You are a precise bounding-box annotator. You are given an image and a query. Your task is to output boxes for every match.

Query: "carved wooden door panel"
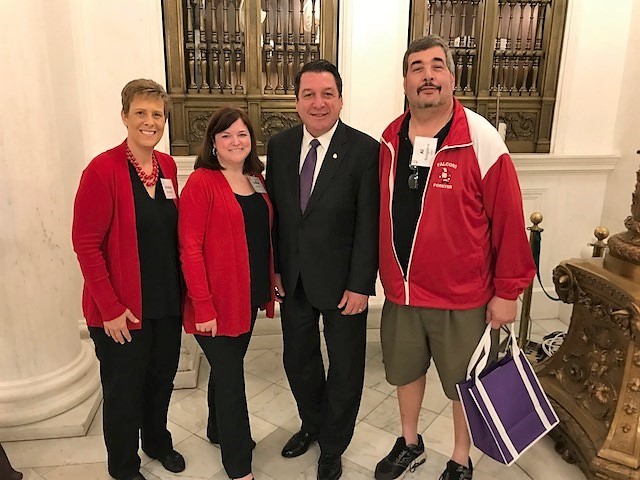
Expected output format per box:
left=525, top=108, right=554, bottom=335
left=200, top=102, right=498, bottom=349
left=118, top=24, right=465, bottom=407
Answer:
left=410, top=0, right=567, bottom=153
left=164, top=0, right=338, bottom=155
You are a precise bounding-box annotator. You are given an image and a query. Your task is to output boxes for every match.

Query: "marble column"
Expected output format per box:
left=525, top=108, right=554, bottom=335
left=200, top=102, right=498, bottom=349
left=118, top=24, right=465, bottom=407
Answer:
left=0, top=0, right=101, bottom=441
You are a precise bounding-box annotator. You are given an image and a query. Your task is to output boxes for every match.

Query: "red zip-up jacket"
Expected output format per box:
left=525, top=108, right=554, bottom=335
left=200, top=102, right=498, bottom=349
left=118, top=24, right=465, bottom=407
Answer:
left=72, top=140, right=179, bottom=329
left=178, top=168, right=275, bottom=337
left=379, top=99, right=535, bottom=309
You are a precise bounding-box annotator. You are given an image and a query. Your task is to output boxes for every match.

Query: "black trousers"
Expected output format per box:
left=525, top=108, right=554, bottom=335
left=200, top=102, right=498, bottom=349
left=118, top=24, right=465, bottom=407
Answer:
left=195, top=308, right=257, bottom=478
left=281, top=279, right=367, bottom=455
left=89, top=316, right=182, bottom=480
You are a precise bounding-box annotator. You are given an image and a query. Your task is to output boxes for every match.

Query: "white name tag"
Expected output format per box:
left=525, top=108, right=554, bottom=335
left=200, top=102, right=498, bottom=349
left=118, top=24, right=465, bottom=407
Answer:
left=249, top=176, right=266, bottom=193
left=411, top=136, right=438, bottom=168
left=160, top=178, right=177, bottom=199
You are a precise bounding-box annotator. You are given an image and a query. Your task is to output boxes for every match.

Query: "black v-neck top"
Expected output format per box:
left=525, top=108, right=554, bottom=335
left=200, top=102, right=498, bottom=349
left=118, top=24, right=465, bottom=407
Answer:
left=235, top=192, right=271, bottom=307
left=128, top=162, right=182, bottom=319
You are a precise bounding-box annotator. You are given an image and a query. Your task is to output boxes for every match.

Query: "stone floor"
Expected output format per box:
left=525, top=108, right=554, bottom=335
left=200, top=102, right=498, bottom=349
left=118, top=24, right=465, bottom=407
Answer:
left=4, top=318, right=586, bottom=480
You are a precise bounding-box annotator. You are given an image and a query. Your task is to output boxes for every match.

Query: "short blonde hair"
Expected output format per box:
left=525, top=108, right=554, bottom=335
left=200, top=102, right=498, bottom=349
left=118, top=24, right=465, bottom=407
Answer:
left=121, top=79, right=171, bottom=116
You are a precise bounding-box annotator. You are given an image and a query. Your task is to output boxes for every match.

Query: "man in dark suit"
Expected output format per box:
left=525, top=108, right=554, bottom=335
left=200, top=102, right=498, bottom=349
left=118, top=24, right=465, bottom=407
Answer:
left=266, top=59, right=379, bottom=480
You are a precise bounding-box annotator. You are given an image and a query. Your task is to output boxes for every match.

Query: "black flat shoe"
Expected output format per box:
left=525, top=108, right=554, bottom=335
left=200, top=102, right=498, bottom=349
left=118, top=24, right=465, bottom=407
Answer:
left=318, top=453, right=342, bottom=480
left=281, top=430, right=318, bottom=458
left=151, top=450, right=185, bottom=473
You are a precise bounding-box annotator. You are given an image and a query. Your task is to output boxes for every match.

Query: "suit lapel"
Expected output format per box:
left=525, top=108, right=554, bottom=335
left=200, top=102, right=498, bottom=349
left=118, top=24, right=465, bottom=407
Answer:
left=303, top=120, right=348, bottom=216
left=285, top=126, right=304, bottom=215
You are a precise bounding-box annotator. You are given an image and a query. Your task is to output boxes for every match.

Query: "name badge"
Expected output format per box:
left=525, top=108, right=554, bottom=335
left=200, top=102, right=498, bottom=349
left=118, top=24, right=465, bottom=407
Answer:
left=160, top=178, right=177, bottom=199
left=411, top=136, right=438, bottom=168
left=249, top=176, right=266, bottom=194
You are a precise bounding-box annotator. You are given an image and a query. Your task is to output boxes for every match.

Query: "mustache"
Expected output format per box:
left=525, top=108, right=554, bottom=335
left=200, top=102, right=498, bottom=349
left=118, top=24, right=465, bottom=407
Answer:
left=417, top=82, right=441, bottom=93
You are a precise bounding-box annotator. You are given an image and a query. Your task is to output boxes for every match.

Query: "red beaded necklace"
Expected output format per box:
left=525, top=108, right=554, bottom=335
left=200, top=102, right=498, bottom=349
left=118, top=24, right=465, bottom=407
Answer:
left=126, top=145, right=159, bottom=187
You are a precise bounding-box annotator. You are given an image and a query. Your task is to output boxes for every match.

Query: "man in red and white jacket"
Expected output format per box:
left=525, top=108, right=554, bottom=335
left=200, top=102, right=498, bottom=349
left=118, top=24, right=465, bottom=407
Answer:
left=374, top=35, right=536, bottom=480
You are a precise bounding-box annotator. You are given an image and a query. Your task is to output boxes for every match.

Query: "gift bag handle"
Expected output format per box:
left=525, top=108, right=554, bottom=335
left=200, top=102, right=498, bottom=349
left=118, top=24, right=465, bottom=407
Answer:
left=466, top=325, right=521, bottom=381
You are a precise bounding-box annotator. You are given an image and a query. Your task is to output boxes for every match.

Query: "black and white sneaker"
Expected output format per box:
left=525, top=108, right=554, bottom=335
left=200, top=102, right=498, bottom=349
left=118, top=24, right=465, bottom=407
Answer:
left=439, top=458, right=473, bottom=480
left=374, top=434, right=426, bottom=480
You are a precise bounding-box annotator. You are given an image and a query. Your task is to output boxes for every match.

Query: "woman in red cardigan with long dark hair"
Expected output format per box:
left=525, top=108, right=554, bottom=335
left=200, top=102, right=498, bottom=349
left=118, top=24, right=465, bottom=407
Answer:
left=179, top=107, right=275, bottom=480
left=72, top=79, right=185, bottom=480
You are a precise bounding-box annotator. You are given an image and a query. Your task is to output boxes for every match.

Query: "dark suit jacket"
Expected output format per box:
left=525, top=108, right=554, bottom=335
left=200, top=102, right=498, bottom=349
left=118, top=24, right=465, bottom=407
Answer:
left=266, top=120, right=380, bottom=310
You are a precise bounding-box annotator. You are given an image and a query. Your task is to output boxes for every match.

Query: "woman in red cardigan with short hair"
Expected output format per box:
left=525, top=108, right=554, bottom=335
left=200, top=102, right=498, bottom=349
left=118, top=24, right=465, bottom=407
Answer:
left=72, top=79, right=185, bottom=480
left=178, top=107, right=275, bottom=480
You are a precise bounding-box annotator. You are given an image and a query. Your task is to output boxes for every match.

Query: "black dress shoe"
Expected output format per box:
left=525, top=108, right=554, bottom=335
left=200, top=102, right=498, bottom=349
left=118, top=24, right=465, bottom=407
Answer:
left=281, top=430, right=318, bottom=458
left=152, top=450, right=185, bottom=473
left=318, top=453, right=342, bottom=480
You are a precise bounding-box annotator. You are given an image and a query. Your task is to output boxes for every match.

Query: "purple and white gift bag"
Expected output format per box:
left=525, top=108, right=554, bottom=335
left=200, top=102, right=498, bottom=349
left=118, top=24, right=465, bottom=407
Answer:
left=457, top=325, right=559, bottom=465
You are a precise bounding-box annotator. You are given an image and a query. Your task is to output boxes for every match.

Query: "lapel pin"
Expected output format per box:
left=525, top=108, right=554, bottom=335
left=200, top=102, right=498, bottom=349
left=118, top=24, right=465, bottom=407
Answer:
left=332, top=153, right=338, bottom=159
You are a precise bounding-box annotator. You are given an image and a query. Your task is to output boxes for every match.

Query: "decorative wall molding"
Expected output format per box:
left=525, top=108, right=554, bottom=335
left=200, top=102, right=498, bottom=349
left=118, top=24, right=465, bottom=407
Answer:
left=251, top=302, right=384, bottom=338
left=513, top=154, right=619, bottom=173
left=488, top=112, right=538, bottom=141
left=176, top=154, right=621, bottom=177
left=175, top=335, right=202, bottom=389
left=521, top=187, right=548, bottom=216
left=260, top=112, right=300, bottom=145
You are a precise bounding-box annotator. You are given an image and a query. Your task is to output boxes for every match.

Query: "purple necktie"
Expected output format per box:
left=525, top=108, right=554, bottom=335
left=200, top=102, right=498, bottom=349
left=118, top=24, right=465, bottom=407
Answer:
left=300, top=139, right=320, bottom=212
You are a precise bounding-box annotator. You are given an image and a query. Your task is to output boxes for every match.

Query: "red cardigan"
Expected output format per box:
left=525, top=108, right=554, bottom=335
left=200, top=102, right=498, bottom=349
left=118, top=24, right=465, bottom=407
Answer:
left=72, top=140, right=179, bottom=329
left=178, top=168, right=275, bottom=337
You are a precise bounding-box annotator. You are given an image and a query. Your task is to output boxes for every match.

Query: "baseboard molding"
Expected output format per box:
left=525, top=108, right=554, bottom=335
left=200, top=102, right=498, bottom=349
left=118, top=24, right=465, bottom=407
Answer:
left=251, top=300, right=383, bottom=338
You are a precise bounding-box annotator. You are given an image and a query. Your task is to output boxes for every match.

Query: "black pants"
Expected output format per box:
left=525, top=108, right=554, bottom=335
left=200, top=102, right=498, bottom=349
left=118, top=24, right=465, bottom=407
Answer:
left=89, top=316, right=182, bottom=480
left=281, top=279, right=367, bottom=455
left=195, top=308, right=257, bottom=478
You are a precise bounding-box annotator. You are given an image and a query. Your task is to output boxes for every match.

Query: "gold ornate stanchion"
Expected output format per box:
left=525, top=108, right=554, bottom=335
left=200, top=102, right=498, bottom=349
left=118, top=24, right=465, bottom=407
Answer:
left=537, top=161, right=640, bottom=480
left=518, top=212, right=543, bottom=349
left=589, top=227, right=610, bottom=258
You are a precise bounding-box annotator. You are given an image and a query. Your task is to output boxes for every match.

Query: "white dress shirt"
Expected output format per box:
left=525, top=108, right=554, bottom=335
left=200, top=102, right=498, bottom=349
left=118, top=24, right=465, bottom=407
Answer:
left=299, top=120, right=339, bottom=192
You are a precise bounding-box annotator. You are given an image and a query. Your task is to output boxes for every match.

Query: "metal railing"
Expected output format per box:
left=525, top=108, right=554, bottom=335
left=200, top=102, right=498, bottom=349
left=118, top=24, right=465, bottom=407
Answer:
left=517, top=213, right=610, bottom=354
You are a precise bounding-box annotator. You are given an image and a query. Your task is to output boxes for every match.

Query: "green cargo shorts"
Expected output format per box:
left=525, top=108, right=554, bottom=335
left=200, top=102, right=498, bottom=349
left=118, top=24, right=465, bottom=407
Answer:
left=380, top=300, right=499, bottom=400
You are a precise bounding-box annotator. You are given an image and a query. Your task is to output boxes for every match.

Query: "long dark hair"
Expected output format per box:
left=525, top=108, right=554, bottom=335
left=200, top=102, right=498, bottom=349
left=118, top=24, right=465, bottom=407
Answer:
left=194, top=107, right=263, bottom=174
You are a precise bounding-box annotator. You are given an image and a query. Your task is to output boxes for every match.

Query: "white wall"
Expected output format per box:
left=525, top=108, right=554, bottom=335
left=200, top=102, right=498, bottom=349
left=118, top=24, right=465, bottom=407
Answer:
left=601, top=0, right=640, bottom=233
left=339, top=0, right=410, bottom=140
left=70, top=0, right=170, bottom=159
left=0, top=0, right=84, bottom=380
left=552, top=0, right=633, bottom=156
